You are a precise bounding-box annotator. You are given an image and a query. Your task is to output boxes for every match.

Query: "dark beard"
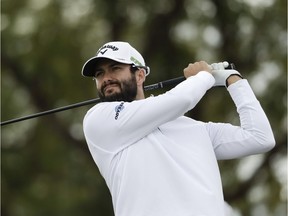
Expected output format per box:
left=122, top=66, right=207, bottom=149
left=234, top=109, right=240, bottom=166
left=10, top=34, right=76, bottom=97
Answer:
left=98, top=75, right=137, bottom=102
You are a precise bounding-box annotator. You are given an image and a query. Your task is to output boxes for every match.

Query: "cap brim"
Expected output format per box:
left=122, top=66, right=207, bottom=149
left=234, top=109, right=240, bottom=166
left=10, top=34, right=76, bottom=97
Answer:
left=81, top=56, right=133, bottom=77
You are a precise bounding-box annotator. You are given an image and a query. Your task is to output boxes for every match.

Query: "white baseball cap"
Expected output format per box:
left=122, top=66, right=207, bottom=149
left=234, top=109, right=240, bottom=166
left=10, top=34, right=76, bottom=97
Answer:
left=81, top=41, right=150, bottom=77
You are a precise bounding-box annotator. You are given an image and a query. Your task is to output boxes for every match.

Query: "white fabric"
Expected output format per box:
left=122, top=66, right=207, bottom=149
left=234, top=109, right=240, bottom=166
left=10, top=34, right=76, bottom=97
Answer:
left=212, top=69, right=242, bottom=87
left=211, top=61, right=241, bottom=86
left=82, top=41, right=150, bottom=77
left=83, top=71, right=275, bottom=216
left=210, top=61, right=229, bottom=70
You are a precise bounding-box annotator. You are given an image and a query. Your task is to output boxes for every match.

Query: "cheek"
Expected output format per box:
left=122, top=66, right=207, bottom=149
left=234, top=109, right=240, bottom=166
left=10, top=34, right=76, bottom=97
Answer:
left=95, top=80, right=102, bottom=92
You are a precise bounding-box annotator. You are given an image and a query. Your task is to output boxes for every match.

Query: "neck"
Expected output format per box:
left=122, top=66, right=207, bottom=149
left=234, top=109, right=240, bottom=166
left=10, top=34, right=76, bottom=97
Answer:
left=135, top=88, right=145, bottom=100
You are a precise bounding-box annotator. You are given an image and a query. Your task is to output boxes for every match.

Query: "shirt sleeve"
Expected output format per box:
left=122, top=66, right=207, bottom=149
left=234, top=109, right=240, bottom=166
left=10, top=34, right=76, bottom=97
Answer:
left=206, top=79, right=275, bottom=160
left=83, top=71, right=215, bottom=153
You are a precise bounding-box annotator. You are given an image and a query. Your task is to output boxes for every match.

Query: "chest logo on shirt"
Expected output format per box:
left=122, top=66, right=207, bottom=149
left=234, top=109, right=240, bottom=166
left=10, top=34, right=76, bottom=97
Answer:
left=115, top=102, right=125, bottom=120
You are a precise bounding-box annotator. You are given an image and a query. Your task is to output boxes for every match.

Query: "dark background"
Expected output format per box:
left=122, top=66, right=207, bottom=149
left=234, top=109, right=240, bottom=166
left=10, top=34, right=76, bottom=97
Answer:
left=1, top=0, right=287, bottom=215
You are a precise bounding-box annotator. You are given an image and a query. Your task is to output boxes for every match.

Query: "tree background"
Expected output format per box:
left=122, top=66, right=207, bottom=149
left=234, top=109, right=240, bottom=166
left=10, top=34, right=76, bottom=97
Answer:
left=1, top=0, right=287, bottom=215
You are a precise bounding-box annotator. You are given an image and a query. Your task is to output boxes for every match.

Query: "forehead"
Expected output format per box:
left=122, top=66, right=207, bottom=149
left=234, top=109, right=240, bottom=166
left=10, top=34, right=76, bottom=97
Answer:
left=95, top=58, right=126, bottom=69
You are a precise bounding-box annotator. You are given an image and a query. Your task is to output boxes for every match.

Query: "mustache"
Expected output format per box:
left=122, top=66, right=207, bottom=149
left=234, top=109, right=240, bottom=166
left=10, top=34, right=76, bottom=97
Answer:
left=101, top=80, right=121, bottom=93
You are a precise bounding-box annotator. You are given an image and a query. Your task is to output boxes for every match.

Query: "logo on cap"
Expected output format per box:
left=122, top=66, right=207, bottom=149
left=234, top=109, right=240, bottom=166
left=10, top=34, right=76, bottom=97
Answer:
left=100, top=49, right=108, bottom=55
left=130, top=56, right=143, bottom=66
left=97, top=44, right=119, bottom=55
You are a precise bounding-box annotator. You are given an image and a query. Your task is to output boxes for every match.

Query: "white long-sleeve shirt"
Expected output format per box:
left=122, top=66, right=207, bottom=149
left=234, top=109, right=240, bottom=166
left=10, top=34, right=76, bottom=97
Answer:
left=83, top=71, right=275, bottom=216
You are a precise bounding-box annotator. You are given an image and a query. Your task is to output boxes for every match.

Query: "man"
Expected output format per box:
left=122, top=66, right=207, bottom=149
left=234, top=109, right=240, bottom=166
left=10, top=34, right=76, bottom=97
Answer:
left=81, top=41, right=275, bottom=216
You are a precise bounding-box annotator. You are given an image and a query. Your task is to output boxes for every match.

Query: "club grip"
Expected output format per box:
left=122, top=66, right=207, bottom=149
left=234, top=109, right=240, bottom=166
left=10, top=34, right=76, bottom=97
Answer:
left=227, top=63, right=236, bottom=69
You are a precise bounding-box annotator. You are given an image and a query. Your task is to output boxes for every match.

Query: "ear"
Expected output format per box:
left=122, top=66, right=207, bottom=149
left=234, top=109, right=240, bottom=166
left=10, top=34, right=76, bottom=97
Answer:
left=135, top=68, right=146, bottom=86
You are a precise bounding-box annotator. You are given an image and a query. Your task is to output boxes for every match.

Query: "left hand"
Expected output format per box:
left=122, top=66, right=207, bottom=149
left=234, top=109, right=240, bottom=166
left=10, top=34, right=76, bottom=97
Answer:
left=211, top=62, right=242, bottom=87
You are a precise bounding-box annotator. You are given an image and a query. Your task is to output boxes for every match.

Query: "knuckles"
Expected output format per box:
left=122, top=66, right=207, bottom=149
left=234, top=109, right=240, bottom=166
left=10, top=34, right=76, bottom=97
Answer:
left=183, top=61, right=211, bottom=78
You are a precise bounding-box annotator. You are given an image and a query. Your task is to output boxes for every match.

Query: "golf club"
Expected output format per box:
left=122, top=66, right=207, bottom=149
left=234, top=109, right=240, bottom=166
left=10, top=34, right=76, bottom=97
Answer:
left=1, top=76, right=185, bottom=126
left=1, top=63, right=235, bottom=126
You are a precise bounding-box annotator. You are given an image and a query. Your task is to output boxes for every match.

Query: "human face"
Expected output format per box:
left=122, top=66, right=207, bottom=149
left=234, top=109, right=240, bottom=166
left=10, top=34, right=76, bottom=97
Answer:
left=93, top=59, right=138, bottom=102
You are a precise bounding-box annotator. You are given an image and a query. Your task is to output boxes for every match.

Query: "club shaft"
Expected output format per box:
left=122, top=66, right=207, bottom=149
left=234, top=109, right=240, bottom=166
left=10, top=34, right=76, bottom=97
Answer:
left=2, top=62, right=236, bottom=126
left=1, top=76, right=185, bottom=126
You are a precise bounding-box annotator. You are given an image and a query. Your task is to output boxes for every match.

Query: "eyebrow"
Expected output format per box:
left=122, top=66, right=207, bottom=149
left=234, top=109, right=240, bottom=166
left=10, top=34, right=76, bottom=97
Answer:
left=109, top=62, right=123, bottom=67
left=95, top=62, right=125, bottom=71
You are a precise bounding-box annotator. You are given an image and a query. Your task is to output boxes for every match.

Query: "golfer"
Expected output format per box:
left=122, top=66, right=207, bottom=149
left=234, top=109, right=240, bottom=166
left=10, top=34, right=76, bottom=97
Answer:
left=81, top=41, right=275, bottom=216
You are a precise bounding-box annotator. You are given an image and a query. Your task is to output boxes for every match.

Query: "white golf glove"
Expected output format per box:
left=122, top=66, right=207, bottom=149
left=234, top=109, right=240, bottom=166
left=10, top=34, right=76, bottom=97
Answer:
left=211, top=61, right=242, bottom=87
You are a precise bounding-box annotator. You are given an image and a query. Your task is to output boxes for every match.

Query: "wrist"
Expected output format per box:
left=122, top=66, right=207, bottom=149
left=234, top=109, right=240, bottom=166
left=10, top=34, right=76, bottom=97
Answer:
left=226, top=75, right=243, bottom=87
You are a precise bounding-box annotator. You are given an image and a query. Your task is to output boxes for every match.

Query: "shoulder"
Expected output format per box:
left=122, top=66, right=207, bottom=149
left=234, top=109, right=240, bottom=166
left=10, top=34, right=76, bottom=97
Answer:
left=83, top=102, right=124, bottom=124
left=163, top=116, right=205, bottom=128
left=179, top=116, right=204, bottom=124
left=85, top=101, right=122, bottom=116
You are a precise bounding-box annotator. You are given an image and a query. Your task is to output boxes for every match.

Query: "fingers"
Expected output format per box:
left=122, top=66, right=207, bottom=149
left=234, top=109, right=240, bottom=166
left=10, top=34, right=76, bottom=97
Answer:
left=210, top=61, right=229, bottom=70
left=183, top=61, right=212, bottom=78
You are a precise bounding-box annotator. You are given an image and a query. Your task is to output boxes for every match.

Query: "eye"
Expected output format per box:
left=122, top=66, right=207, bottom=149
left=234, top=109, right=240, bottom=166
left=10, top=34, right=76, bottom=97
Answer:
left=112, top=66, right=121, bottom=71
left=94, top=71, right=104, bottom=78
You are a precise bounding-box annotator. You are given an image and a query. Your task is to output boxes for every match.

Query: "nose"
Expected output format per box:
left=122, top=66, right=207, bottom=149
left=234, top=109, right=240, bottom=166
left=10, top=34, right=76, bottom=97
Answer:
left=101, top=71, right=113, bottom=84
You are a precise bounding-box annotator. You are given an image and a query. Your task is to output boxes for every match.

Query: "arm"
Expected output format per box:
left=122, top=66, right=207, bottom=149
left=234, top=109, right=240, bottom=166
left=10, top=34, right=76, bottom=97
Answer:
left=83, top=62, right=215, bottom=153
left=207, top=78, right=275, bottom=160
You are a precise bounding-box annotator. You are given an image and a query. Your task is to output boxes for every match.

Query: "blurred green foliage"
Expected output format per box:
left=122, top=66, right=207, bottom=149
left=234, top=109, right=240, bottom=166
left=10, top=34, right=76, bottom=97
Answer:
left=1, top=0, right=287, bottom=215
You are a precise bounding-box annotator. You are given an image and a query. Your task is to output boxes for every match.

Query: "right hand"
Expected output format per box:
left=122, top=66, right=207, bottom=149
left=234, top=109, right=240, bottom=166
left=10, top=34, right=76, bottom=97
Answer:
left=183, top=61, right=212, bottom=79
